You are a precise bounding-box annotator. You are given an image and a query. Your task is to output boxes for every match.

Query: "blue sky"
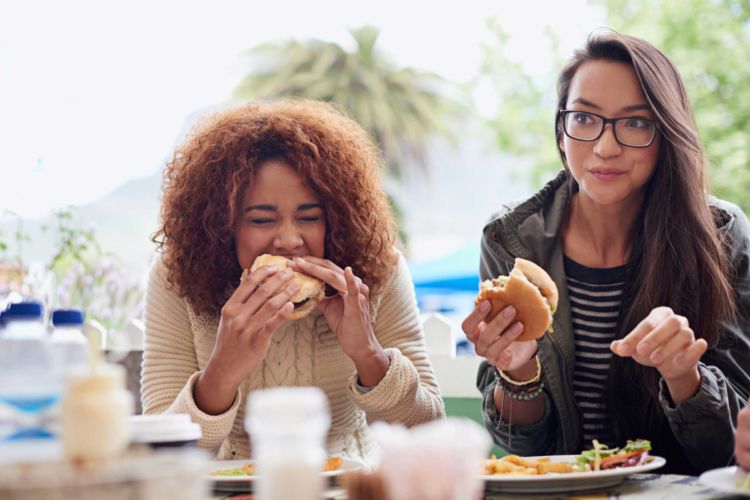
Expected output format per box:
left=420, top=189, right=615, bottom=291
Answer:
left=0, top=0, right=603, bottom=218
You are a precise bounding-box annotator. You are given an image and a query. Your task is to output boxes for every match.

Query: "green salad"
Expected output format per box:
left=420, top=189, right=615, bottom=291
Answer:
left=575, top=439, right=652, bottom=472
left=740, top=470, right=750, bottom=490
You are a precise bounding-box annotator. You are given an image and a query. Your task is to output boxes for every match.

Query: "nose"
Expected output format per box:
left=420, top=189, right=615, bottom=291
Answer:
left=273, top=219, right=303, bottom=253
left=593, top=123, right=622, bottom=158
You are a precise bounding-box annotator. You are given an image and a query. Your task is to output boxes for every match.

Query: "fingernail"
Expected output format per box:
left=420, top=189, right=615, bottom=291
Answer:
left=479, top=301, right=490, bottom=312
left=511, top=322, right=524, bottom=335
left=619, top=342, right=632, bottom=356
left=650, top=350, right=663, bottom=364
left=637, top=341, right=650, bottom=356
left=503, top=306, right=516, bottom=318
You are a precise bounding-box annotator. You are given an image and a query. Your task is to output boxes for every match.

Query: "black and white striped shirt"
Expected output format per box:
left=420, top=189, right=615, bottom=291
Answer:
left=564, top=256, right=626, bottom=447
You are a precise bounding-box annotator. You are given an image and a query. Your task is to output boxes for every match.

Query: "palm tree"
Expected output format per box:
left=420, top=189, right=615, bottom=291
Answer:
left=233, top=26, right=459, bottom=180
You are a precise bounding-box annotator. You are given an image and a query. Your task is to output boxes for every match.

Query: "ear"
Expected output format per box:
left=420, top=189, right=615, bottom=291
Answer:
left=557, top=132, right=566, bottom=165
left=555, top=115, right=566, bottom=155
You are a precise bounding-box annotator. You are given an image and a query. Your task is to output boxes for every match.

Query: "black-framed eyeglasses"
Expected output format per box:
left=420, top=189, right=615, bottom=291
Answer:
left=558, top=109, right=660, bottom=148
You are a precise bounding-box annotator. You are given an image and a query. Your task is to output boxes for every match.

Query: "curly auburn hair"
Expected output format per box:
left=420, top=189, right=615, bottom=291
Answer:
left=152, top=99, right=398, bottom=316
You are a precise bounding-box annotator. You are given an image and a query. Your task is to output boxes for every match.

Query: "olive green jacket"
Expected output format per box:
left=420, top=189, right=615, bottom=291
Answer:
left=476, top=171, right=750, bottom=474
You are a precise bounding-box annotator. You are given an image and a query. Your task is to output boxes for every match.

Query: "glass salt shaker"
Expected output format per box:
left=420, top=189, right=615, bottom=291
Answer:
left=245, top=387, right=331, bottom=500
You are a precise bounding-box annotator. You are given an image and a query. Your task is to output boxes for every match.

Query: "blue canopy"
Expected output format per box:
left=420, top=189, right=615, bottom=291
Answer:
left=408, top=244, right=481, bottom=294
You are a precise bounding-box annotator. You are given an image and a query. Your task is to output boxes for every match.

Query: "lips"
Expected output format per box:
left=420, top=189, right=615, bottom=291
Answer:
left=589, top=168, right=625, bottom=180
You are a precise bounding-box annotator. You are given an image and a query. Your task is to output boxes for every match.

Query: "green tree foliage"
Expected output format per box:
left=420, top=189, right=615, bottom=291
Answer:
left=481, top=2, right=750, bottom=209
left=234, top=26, right=460, bottom=180
left=601, top=0, right=750, bottom=209
left=478, top=21, right=565, bottom=186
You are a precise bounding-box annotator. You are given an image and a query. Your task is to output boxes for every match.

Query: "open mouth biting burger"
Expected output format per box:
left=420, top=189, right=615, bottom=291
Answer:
left=243, top=254, right=325, bottom=320
left=474, top=258, right=559, bottom=341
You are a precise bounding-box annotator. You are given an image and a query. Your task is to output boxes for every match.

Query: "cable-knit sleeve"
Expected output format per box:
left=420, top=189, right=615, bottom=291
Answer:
left=141, top=258, right=241, bottom=452
left=348, top=254, right=445, bottom=425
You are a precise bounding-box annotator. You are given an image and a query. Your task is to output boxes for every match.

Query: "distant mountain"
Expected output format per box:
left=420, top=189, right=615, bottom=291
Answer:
left=2, top=171, right=162, bottom=271
left=80, top=171, right=163, bottom=266
left=4, top=122, right=538, bottom=274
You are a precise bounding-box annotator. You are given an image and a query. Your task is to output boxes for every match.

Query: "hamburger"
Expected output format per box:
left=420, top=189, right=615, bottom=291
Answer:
left=474, top=258, right=558, bottom=341
left=243, top=254, right=325, bottom=320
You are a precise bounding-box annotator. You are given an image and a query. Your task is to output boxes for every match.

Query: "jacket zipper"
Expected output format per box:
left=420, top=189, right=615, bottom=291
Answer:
left=548, top=331, right=584, bottom=452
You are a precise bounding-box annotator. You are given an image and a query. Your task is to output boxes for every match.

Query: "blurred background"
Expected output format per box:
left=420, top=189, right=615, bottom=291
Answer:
left=1, top=0, right=748, bottom=346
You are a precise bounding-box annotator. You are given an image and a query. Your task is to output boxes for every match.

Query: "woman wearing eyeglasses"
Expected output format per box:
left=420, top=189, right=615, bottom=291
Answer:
left=464, top=30, right=750, bottom=474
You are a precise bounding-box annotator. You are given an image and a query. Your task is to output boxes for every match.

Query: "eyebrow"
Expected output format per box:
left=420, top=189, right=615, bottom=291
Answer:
left=570, top=98, right=652, bottom=113
left=243, top=203, right=322, bottom=213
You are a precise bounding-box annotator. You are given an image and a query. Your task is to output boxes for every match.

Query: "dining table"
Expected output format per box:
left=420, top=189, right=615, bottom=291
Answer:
left=210, top=472, right=745, bottom=499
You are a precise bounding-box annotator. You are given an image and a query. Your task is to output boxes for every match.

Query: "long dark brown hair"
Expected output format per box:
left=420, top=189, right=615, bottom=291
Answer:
left=555, top=31, right=735, bottom=442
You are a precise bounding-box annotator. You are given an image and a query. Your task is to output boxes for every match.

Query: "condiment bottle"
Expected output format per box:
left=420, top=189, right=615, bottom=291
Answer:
left=61, top=330, right=132, bottom=461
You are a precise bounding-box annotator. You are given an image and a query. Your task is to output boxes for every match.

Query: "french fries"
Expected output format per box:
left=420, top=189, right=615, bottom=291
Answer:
left=211, top=456, right=344, bottom=476
left=484, top=455, right=575, bottom=476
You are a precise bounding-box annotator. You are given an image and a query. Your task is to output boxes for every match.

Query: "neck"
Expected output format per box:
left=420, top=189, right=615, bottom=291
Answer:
left=563, top=192, right=643, bottom=268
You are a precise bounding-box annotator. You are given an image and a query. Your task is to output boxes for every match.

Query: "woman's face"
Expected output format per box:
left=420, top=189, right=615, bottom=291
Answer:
left=560, top=60, right=661, bottom=209
left=234, top=159, right=326, bottom=269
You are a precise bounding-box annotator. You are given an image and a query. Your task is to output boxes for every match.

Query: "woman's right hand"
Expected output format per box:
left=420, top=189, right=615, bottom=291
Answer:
left=736, top=398, right=750, bottom=470
left=462, top=300, right=537, bottom=376
left=195, top=266, right=299, bottom=414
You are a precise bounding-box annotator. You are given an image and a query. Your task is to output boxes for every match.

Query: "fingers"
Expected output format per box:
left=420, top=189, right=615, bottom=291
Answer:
left=481, top=322, right=525, bottom=363
left=649, top=326, right=694, bottom=365
left=737, top=406, right=750, bottom=466
left=229, top=265, right=281, bottom=305
left=291, top=257, right=348, bottom=292
left=462, top=301, right=491, bottom=342
left=475, top=320, right=524, bottom=357
left=472, top=305, right=521, bottom=357
left=634, top=313, right=687, bottom=360
left=232, top=280, right=299, bottom=336
left=673, top=338, right=707, bottom=367
left=343, top=266, right=358, bottom=302
left=611, top=306, right=676, bottom=357
left=243, top=268, right=296, bottom=315
left=255, top=302, right=295, bottom=342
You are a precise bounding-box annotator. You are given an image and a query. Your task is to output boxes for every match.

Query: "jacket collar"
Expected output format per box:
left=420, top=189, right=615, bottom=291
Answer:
left=484, top=170, right=574, bottom=268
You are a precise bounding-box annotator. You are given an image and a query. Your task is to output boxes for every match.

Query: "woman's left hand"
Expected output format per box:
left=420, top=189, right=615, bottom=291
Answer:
left=611, top=306, right=706, bottom=403
left=289, top=257, right=389, bottom=386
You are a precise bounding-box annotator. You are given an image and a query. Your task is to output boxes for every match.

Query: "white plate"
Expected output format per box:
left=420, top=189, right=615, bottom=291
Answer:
left=481, top=454, right=666, bottom=494
left=208, top=458, right=364, bottom=492
left=699, top=466, right=750, bottom=497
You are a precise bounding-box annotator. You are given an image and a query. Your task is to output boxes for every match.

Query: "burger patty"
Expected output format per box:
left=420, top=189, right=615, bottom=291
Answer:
left=293, top=298, right=311, bottom=310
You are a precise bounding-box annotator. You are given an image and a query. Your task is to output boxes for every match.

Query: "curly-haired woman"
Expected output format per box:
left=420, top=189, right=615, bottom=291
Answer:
left=143, top=99, right=444, bottom=462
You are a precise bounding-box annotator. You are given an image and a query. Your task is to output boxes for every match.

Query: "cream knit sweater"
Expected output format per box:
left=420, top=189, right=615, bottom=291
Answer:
left=141, top=256, right=444, bottom=462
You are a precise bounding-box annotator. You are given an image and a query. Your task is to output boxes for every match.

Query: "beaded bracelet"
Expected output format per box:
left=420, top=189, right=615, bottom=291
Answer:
left=495, top=354, right=542, bottom=388
left=504, top=381, right=544, bottom=401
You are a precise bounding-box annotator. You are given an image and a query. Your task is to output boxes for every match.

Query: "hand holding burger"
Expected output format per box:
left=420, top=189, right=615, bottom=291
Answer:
left=196, top=253, right=307, bottom=413
left=288, top=256, right=390, bottom=387
left=475, top=258, right=558, bottom=341
left=463, top=258, right=558, bottom=374
left=248, top=254, right=324, bottom=320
